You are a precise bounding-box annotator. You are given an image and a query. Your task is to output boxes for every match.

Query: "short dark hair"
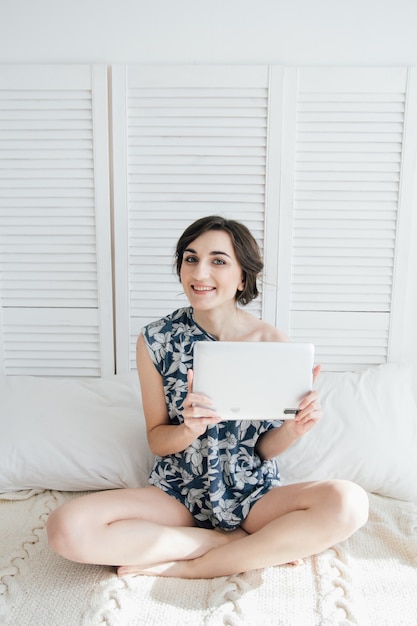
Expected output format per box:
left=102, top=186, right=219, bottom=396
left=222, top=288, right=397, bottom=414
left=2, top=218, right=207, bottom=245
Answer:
left=175, top=215, right=263, bottom=306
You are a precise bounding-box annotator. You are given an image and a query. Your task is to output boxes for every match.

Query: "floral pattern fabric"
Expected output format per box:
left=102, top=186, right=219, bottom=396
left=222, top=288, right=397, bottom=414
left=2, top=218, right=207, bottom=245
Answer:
left=142, top=307, right=283, bottom=531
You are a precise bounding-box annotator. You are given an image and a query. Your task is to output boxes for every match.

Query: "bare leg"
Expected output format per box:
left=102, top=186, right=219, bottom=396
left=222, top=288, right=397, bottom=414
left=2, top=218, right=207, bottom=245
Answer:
left=47, top=486, right=246, bottom=567
left=120, top=480, right=369, bottom=579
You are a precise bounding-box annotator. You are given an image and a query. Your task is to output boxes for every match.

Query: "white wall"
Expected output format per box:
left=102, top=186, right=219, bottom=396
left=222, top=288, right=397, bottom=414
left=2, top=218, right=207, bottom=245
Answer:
left=1, top=0, right=417, bottom=395
left=1, top=0, right=417, bottom=65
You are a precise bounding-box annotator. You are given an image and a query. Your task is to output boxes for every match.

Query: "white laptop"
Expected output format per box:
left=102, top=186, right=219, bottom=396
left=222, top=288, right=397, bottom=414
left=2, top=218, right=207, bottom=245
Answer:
left=193, top=341, right=314, bottom=421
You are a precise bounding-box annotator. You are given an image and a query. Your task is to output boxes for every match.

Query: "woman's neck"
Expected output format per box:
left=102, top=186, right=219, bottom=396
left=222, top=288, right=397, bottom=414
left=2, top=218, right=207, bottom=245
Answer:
left=192, top=306, right=254, bottom=341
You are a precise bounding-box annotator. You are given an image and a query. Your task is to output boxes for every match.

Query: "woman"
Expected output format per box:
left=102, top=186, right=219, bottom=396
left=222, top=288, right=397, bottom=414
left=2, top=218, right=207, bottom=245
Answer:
left=47, top=215, right=369, bottom=579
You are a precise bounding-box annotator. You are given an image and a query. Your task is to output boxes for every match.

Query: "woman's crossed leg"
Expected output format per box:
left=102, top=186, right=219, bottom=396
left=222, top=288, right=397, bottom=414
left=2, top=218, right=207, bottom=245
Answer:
left=47, top=486, right=246, bottom=569
left=47, top=479, right=368, bottom=579
left=117, top=479, right=369, bottom=578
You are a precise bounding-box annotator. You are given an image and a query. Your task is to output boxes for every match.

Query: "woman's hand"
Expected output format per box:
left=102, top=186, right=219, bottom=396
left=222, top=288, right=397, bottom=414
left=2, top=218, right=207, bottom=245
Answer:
left=285, top=364, right=322, bottom=439
left=182, top=369, right=222, bottom=436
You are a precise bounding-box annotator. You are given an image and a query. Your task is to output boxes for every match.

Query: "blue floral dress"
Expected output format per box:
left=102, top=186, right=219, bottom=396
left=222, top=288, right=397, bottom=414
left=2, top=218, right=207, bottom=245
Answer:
left=142, top=307, right=283, bottom=531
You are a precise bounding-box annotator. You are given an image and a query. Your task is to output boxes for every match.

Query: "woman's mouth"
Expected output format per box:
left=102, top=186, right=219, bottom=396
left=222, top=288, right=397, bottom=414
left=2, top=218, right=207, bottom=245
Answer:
left=192, top=285, right=216, bottom=294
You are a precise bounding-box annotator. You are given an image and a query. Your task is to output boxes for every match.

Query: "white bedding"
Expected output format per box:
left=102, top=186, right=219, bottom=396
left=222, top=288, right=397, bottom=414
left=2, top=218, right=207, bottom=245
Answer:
left=1, top=365, right=417, bottom=625
left=1, top=489, right=416, bottom=625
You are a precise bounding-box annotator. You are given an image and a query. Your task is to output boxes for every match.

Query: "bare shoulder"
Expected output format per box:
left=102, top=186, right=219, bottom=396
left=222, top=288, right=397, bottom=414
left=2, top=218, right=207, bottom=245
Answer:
left=257, top=320, right=289, bottom=342
left=239, top=311, right=289, bottom=342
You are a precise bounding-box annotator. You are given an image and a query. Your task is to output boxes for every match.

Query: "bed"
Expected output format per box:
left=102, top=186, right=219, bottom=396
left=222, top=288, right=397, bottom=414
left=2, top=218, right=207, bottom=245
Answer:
left=1, top=364, right=417, bottom=626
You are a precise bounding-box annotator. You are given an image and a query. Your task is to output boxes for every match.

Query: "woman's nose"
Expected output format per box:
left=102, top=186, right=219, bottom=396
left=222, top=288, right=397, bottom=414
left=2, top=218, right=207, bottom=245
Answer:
left=192, top=260, right=210, bottom=280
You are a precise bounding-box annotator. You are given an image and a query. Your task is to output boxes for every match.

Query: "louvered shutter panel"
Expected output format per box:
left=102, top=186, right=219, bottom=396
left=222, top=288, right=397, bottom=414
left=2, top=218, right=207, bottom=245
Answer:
left=113, top=65, right=281, bottom=372
left=277, top=67, right=413, bottom=371
left=0, top=65, right=113, bottom=376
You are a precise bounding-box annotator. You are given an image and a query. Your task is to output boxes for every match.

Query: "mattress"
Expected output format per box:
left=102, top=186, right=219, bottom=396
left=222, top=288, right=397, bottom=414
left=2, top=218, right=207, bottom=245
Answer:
left=1, top=489, right=416, bottom=626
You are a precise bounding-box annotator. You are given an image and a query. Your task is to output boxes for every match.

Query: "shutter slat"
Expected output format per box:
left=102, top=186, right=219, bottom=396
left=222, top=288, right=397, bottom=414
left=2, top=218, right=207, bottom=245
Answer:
left=286, top=68, right=408, bottom=370
left=113, top=65, right=269, bottom=372
left=290, top=310, right=390, bottom=370
left=0, top=65, right=113, bottom=376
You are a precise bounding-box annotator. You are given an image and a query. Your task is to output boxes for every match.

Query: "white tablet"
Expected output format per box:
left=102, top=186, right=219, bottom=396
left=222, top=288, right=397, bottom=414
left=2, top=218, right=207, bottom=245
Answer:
left=193, top=341, right=314, bottom=421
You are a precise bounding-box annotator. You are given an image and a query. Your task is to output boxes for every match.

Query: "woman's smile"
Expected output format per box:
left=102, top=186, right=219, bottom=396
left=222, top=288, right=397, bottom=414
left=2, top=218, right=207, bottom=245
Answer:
left=192, top=284, right=216, bottom=294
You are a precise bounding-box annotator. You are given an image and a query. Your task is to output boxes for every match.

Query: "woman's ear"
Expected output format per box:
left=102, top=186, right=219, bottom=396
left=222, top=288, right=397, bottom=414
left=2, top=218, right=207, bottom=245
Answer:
left=238, top=274, right=245, bottom=292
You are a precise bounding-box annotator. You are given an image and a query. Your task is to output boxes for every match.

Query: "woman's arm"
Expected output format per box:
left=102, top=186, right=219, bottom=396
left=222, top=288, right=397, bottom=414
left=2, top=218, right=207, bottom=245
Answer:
left=256, top=365, right=322, bottom=460
left=136, top=334, right=220, bottom=456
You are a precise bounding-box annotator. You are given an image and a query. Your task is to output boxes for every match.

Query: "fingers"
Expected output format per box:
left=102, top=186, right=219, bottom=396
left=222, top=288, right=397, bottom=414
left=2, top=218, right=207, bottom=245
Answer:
left=295, top=404, right=321, bottom=426
left=296, top=389, right=322, bottom=424
left=312, top=364, right=321, bottom=384
left=183, top=369, right=221, bottom=426
left=298, top=388, right=319, bottom=411
left=295, top=364, right=321, bottom=421
left=183, top=393, right=219, bottom=421
left=187, top=368, right=194, bottom=393
left=183, top=400, right=221, bottom=433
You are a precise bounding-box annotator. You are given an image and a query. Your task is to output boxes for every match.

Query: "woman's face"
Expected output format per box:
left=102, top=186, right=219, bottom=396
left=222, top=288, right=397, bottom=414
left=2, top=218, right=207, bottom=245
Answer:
left=179, top=230, right=244, bottom=312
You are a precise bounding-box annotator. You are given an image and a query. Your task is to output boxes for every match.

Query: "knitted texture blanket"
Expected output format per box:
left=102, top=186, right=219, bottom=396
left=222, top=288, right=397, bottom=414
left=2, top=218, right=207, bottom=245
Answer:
left=1, top=490, right=416, bottom=626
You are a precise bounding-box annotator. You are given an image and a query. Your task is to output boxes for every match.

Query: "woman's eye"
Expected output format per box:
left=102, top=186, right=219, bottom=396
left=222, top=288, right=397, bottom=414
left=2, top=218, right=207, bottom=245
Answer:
left=213, top=258, right=226, bottom=265
left=184, top=255, right=197, bottom=263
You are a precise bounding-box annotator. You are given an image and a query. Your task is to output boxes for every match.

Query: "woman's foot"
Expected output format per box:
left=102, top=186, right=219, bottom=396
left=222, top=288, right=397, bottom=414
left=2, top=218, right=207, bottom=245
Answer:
left=118, top=560, right=188, bottom=578
left=117, top=556, right=304, bottom=578
left=117, top=526, right=248, bottom=578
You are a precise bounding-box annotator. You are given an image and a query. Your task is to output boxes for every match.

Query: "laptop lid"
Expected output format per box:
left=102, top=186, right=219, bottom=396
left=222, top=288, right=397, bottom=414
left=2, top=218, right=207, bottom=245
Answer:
left=193, top=341, right=314, bottom=421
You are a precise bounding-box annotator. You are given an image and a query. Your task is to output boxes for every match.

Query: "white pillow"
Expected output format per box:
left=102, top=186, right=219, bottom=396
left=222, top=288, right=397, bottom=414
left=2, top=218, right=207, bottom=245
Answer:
left=278, top=363, right=417, bottom=503
left=2, top=364, right=416, bottom=502
left=0, top=373, right=154, bottom=493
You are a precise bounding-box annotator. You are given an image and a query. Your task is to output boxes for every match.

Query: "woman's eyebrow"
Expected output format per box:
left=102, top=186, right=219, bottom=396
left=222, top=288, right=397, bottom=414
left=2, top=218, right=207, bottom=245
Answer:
left=183, top=247, right=232, bottom=259
left=210, top=250, right=232, bottom=258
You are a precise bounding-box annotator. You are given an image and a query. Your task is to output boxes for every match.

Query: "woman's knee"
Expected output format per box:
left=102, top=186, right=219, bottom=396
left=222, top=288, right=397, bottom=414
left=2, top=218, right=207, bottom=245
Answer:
left=47, top=501, right=91, bottom=563
left=325, top=479, right=369, bottom=535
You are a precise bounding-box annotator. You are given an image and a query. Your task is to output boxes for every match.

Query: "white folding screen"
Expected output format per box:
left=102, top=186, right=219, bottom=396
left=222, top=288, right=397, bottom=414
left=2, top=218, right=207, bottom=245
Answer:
left=1, top=64, right=416, bottom=377
left=112, top=65, right=280, bottom=372
left=113, top=64, right=417, bottom=374
left=277, top=67, right=417, bottom=370
left=0, top=65, right=114, bottom=376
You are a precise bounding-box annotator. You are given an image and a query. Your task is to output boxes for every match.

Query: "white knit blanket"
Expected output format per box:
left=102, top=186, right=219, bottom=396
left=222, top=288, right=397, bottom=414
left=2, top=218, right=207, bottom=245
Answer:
left=1, top=490, right=416, bottom=626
